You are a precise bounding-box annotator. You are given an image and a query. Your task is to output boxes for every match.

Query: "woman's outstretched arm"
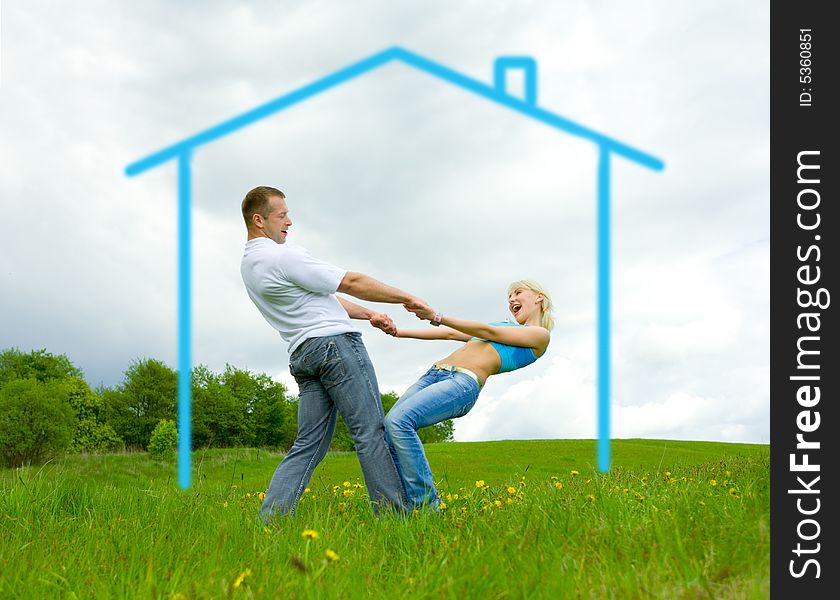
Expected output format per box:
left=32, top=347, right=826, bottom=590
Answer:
left=393, top=326, right=471, bottom=342
left=406, top=306, right=550, bottom=352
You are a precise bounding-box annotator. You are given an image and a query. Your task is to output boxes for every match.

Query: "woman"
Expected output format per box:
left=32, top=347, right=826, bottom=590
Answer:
left=383, top=280, right=554, bottom=510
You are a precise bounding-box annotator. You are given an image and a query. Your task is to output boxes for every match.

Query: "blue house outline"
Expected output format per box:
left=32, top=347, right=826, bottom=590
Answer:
left=126, top=46, right=664, bottom=488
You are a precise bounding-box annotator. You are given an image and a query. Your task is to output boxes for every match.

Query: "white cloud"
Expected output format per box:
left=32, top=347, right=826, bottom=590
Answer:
left=456, top=355, right=596, bottom=441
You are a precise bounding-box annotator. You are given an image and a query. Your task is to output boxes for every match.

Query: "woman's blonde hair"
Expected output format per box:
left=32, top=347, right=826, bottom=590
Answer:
left=508, top=280, right=555, bottom=331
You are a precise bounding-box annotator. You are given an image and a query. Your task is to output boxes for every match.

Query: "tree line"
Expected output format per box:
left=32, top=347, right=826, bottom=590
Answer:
left=0, top=348, right=453, bottom=468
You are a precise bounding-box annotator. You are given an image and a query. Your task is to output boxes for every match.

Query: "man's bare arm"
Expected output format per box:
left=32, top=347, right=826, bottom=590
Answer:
left=337, top=271, right=426, bottom=307
left=336, top=295, right=374, bottom=320
left=336, top=295, right=396, bottom=335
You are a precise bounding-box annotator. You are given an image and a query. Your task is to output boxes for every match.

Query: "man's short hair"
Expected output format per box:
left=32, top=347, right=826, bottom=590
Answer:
left=242, top=186, right=285, bottom=226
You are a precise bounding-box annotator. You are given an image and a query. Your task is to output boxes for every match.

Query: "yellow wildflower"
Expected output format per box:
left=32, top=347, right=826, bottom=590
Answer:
left=343, top=489, right=354, bottom=497
left=570, top=470, right=579, bottom=476
left=494, top=499, right=503, bottom=509
left=710, top=479, right=718, bottom=486
left=475, top=480, right=485, bottom=488
left=232, top=568, right=251, bottom=590
left=554, top=482, right=563, bottom=490
left=354, top=483, right=363, bottom=489
left=453, top=494, right=459, bottom=500
left=343, top=481, right=351, bottom=487
left=439, top=502, right=447, bottom=510
left=586, top=494, right=596, bottom=503
left=301, top=529, right=319, bottom=540
left=505, top=498, right=513, bottom=505
left=729, top=488, right=738, bottom=496
left=507, top=486, right=516, bottom=495
left=304, top=488, right=311, bottom=494
left=325, top=549, right=340, bottom=562
left=223, top=501, right=229, bottom=508
left=446, top=493, right=453, bottom=501
left=664, top=471, right=671, bottom=477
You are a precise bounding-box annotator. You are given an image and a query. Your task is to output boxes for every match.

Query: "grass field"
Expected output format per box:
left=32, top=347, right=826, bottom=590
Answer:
left=0, top=439, right=769, bottom=599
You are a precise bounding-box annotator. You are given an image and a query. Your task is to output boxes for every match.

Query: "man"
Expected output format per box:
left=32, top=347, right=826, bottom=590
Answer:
left=240, top=185, right=425, bottom=519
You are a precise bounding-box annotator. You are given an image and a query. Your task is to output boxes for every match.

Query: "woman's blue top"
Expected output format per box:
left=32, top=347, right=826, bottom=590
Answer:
left=472, top=321, right=539, bottom=374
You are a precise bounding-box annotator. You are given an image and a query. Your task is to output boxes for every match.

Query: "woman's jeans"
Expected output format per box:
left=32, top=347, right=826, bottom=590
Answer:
left=261, top=332, right=407, bottom=519
left=384, top=367, right=481, bottom=510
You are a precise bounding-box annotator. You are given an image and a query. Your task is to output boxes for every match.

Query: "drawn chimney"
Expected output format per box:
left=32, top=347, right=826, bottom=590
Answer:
left=493, top=57, right=537, bottom=105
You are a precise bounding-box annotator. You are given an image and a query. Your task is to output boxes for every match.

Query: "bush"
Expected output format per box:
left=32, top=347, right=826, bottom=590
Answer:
left=71, top=418, right=124, bottom=453
left=191, top=365, right=253, bottom=449
left=64, top=377, right=123, bottom=452
left=148, top=419, right=178, bottom=460
left=104, top=358, right=177, bottom=450
left=0, top=379, right=77, bottom=467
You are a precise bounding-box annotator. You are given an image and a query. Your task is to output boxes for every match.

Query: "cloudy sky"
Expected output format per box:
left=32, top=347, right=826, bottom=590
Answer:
left=0, top=1, right=769, bottom=445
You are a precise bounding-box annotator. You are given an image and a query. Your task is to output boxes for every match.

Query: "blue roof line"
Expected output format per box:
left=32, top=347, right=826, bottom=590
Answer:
left=393, top=48, right=663, bottom=171
left=126, top=46, right=664, bottom=176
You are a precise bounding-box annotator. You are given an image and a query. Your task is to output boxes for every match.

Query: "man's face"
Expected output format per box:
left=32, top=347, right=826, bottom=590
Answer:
left=262, top=196, right=292, bottom=244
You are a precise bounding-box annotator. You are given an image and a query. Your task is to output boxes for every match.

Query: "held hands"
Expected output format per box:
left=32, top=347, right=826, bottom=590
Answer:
left=403, top=297, right=435, bottom=321
left=370, top=297, right=436, bottom=337
left=373, top=298, right=437, bottom=337
left=369, top=312, right=397, bottom=336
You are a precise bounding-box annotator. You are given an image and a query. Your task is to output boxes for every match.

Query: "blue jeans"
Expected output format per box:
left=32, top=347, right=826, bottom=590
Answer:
left=383, top=367, right=481, bottom=510
left=261, top=332, right=407, bottom=519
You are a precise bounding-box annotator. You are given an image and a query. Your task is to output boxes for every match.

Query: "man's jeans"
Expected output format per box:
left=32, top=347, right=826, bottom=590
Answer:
left=261, top=332, right=407, bottom=519
left=384, top=367, right=481, bottom=510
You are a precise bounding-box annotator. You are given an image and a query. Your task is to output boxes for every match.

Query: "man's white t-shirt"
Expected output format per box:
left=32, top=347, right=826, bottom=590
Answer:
left=240, top=238, right=355, bottom=354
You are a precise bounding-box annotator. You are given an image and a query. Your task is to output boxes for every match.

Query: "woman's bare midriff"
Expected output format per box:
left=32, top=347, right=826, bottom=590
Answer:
left=434, top=340, right=503, bottom=386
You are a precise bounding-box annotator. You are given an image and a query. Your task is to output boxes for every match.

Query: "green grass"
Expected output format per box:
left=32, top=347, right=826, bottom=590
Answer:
left=0, top=439, right=769, bottom=599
